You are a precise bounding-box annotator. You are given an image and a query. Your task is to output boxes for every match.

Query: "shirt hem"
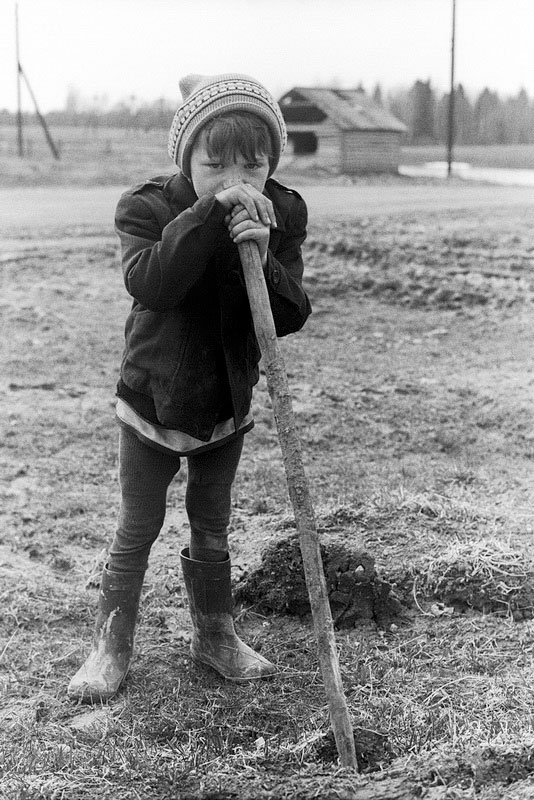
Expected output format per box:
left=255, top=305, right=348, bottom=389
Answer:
left=115, top=398, right=254, bottom=456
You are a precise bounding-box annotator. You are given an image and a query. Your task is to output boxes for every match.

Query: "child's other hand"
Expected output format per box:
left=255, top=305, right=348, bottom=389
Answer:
left=216, top=183, right=275, bottom=229
left=225, top=203, right=275, bottom=266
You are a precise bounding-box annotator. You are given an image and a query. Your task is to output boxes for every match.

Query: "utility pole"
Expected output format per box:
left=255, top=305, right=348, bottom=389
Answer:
left=15, top=3, right=23, bottom=156
left=14, top=2, right=60, bottom=160
left=447, top=0, right=456, bottom=177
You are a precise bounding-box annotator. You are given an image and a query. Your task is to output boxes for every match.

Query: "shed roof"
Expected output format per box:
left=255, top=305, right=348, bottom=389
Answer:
left=279, top=87, right=407, bottom=133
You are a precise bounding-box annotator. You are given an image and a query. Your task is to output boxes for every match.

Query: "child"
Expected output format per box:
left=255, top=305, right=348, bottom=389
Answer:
left=68, top=73, right=311, bottom=702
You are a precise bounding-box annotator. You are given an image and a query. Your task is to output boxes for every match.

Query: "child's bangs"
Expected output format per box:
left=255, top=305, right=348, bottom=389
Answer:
left=202, top=113, right=272, bottom=163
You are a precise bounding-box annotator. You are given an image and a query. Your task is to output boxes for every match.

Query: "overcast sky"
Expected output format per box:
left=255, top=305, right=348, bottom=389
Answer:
left=1, top=0, right=533, bottom=112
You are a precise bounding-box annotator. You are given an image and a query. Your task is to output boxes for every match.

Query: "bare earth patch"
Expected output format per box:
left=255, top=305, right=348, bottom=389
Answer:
left=1, top=199, right=534, bottom=798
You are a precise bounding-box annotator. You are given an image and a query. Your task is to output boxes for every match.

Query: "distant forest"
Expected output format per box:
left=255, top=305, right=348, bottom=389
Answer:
left=384, top=80, right=534, bottom=146
left=2, top=80, right=533, bottom=146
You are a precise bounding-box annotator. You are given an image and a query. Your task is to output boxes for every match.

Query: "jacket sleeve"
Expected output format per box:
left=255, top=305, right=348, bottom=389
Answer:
left=115, top=189, right=228, bottom=311
left=263, top=194, right=312, bottom=337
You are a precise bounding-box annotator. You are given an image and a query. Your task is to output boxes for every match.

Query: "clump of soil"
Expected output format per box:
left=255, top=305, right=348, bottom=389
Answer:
left=416, top=741, right=534, bottom=793
left=313, top=726, right=395, bottom=772
left=235, top=532, right=403, bottom=627
left=402, top=540, right=534, bottom=620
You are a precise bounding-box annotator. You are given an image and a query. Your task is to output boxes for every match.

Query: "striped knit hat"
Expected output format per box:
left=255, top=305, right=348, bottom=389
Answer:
left=168, top=73, right=287, bottom=178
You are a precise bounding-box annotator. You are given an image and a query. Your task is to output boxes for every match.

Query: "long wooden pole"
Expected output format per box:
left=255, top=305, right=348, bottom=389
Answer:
left=238, top=240, right=358, bottom=770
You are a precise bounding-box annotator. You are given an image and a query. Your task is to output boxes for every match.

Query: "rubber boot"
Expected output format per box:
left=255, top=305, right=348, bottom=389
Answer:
left=180, top=548, right=276, bottom=682
left=67, top=566, right=144, bottom=702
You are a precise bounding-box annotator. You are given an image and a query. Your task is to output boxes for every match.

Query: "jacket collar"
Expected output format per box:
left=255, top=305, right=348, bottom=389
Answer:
left=263, top=180, right=287, bottom=233
left=163, top=172, right=198, bottom=216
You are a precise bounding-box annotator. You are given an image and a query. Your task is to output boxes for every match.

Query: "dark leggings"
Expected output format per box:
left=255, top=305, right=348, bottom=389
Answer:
left=108, top=426, right=244, bottom=572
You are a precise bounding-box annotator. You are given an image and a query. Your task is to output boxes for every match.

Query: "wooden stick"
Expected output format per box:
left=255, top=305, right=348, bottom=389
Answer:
left=238, top=240, right=358, bottom=770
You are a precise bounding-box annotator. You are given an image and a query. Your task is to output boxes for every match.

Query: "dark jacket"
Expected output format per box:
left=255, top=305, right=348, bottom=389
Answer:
left=115, top=172, right=311, bottom=441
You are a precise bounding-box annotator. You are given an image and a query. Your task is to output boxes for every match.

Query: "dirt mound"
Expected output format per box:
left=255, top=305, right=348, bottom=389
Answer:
left=236, top=524, right=534, bottom=626
left=235, top=532, right=402, bottom=627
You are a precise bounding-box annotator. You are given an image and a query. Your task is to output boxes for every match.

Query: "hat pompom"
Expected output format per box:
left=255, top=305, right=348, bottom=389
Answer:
left=178, top=74, right=205, bottom=102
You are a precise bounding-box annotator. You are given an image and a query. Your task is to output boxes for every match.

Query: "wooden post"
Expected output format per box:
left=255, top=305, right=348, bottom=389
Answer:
left=238, top=240, right=358, bottom=770
left=447, top=0, right=456, bottom=178
left=15, top=3, right=23, bottom=157
left=19, top=64, right=60, bottom=160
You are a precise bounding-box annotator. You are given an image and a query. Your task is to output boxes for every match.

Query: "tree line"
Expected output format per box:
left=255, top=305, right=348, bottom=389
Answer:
left=382, top=81, right=533, bottom=145
left=1, top=80, right=532, bottom=146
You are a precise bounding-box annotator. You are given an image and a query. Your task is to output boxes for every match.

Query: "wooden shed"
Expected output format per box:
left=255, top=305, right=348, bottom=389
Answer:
left=278, top=87, right=407, bottom=174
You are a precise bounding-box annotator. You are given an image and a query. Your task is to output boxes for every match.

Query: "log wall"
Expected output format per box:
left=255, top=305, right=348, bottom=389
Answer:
left=341, top=131, right=402, bottom=173
left=285, top=122, right=402, bottom=174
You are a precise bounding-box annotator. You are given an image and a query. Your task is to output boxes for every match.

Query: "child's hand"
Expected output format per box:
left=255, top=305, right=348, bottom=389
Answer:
left=225, top=203, right=275, bottom=266
left=216, top=183, right=275, bottom=229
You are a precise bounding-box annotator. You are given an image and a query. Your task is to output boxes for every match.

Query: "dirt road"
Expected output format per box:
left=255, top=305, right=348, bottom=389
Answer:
left=0, top=181, right=533, bottom=232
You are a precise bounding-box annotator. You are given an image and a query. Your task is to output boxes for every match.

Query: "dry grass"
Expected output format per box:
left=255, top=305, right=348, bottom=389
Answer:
left=411, top=539, right=534, bottom=618
left=3, top=576, right=534, bottom=798
left=0, top=124, right=172, bottom=187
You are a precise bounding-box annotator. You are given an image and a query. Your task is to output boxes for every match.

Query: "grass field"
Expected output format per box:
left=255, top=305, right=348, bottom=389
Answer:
left=1, top=135, right=534, bottom=798
left=0, top=124, right=171, bottom=186
left=2, top=123, right=534, bottom=187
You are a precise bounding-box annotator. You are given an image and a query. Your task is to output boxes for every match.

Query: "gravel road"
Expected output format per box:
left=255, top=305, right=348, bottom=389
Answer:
left=0, top=181, right=533, bottom=233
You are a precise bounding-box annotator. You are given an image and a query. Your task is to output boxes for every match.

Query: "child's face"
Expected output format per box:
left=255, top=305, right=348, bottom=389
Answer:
left=189, top=134, right=270, bottom=199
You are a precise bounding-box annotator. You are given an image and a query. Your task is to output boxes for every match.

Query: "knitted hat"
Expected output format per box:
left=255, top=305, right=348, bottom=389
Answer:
left=168, top=73, right=287, bottom=177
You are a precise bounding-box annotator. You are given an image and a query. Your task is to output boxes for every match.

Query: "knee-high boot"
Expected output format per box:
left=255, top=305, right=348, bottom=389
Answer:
left=180, top=548, right=276, bottom=682
left=68, top=565, right=144, bottom=702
